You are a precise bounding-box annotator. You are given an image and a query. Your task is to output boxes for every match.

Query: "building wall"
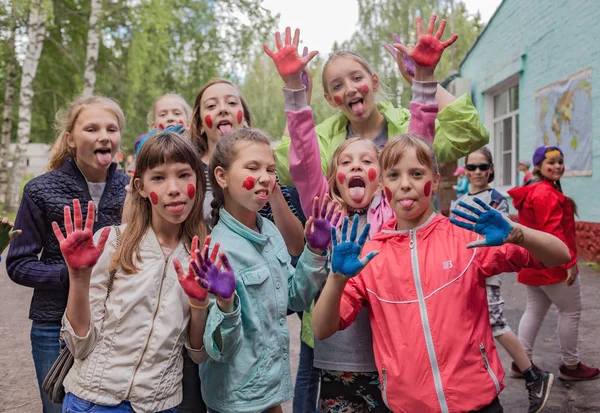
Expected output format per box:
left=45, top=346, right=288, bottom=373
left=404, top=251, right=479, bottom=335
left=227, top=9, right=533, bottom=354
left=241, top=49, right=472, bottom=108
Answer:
left=459, top=0, right=600, bottom=223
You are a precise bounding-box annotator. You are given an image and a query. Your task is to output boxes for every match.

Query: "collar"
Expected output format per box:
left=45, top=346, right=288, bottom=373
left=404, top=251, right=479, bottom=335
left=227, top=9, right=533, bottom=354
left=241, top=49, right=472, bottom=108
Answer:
left=381, top=212, right=437, bottom=234
left=218, top=207, right=269, bottom=246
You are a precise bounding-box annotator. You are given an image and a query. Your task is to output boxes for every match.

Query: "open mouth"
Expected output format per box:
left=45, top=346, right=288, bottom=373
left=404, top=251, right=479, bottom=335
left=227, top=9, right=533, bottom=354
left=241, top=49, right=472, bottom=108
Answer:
left=94, top=148, right=112, bottom=166
left=348, top=98, right=365, bottom=117
left=399, top=198, right=416, bottom=210
left=166, top=201, right=185, bottom=214
left=255, top=189, right=269, bottom=199
left=348, top=176, right=366, bottom=202
left=217, top=120, right=233, bottom=135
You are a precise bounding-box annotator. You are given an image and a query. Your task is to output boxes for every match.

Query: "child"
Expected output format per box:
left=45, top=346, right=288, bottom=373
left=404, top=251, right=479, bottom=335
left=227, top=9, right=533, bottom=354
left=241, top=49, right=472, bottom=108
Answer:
left=201, top=129, right=337, bottom=413
left=453, top=166, right=468, bottom=198
left=274, top=15, right=490, bottom=187
left=509, top=145, right=600, bottom=381
left=189, top=79, right=304, bottom=255
left=148, top=92, right=193, bottom=131
left=518, top=159, right=533, bottom=185
left=6, top=96, right=128, bottom=413
left=55, top=131, right=221, bottom=412
left=312, top=133, right=571, bottom=412
left=0, top=217, right=20, bottom=256
left=454, top=147, right=555, bottom=409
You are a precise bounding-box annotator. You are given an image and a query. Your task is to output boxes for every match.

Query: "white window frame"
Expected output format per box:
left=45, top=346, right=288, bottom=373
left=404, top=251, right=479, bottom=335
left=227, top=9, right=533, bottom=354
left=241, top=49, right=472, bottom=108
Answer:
left=485, top=75, right=520, bottom=194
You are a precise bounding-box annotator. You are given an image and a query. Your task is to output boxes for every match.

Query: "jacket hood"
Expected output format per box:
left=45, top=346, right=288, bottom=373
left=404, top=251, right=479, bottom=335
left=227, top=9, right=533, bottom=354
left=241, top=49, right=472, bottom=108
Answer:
left=508, top=180, right=564, bottom=210
left=507, top=185, right=529, bottom=210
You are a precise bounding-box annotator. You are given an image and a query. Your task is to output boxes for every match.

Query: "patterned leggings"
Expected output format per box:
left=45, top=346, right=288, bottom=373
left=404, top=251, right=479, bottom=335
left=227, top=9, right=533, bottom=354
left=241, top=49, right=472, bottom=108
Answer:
left=319, top=370, right=392, bottom=413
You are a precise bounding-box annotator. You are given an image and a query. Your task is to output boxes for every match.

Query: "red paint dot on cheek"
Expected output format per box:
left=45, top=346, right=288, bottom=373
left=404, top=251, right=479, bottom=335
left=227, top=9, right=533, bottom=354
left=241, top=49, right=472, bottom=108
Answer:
left=368, top=168, right=377, bottom=182
left=204, top=115, right=213, bottom=129
left=547, top=168, right=553, bottom=173
left=334, top=95, right=343, bottom=105
left=237, top=110, right=243, bottom=125
left=384, top=187, right=392, bottom=202
left=424, top=180, right=432, bottom=197
left=467, top=173, right=472, bottom=179
left=149, top=192, right=158, bottom=205
left=358, top=84, right=369, bottom=94
left=187, top=184, right=196, bottom=200
left=337, top=172, right=346, bottom=184
left=242, top=176, right=256, bottom=190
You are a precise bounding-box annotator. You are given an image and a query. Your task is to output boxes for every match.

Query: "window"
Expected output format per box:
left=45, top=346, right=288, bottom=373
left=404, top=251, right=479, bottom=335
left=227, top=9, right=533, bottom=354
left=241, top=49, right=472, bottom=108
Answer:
left=489, top=83, right=519, bottom=189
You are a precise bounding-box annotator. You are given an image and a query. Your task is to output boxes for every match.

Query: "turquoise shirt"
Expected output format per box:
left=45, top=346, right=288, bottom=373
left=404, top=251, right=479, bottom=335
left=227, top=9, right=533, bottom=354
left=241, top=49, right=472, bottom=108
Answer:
left=200, top=208, right=329, bottom=413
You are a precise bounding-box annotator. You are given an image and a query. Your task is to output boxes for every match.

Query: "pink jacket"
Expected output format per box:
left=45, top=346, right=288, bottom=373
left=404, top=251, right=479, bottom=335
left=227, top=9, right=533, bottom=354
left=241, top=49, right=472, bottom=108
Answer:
left=339, top=214, right=546, bottom=412
left=286, top=89, right=437, bottom=237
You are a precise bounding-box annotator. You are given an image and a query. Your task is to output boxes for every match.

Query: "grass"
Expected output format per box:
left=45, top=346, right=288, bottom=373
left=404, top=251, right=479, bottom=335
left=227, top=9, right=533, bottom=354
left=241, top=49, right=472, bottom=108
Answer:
left=0, top=173, right=34, bottom=222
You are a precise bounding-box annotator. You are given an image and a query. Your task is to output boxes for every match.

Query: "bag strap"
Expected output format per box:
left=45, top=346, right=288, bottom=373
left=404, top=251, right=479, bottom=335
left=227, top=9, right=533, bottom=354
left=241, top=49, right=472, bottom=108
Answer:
left=104, top=225, right=122, bottom=302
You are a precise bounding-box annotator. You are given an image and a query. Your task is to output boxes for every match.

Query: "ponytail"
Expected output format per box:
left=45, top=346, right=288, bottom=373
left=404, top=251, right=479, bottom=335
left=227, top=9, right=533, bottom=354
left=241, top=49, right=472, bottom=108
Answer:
left=554, top=179, right=579, bottom=217
left=210, top=191, right=225, bottom=228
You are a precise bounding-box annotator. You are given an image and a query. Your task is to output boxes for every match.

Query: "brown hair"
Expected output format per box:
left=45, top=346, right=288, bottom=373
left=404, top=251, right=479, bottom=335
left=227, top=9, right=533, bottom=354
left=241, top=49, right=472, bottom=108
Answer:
left=208, top=128, right=272, bottom=227
left=380, top=134, right=439, bottom=175
left=146, top=93, right=193, bottom=129
left=48, top=96, right=126, bottom=171
left=111, top=131, right=207, bottom=274
left=465, top=146, right=495, bottom=183
left=532, top=152, right=578, bottom=216
left=322, top=51, right=376, bottom=94
left=190, top=79, right=252, bottom=158
left=326, top=137, right=380, bottom=212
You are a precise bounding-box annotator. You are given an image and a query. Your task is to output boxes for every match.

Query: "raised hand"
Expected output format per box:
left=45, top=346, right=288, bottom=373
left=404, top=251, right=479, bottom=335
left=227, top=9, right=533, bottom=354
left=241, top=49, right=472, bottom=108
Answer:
left=0, top=217, right=21, bottom=255
left=330, top=215, right=379, bottom=277
left=450, top=197, right=515, bottom=248
left=264, top=27, right=318, bottom=86
left=136, top=124, right=186, bottom=157
left=305, top=196, right=342, bottom=254
left=174, top=235, right=220, bottom=303
left=384, top=34, right=415, bottom=84
left=52, top=200, right=110, bottom=274
left=393, top=14, right=458, bottom=76
left=191, top=246, right=236, bottom=301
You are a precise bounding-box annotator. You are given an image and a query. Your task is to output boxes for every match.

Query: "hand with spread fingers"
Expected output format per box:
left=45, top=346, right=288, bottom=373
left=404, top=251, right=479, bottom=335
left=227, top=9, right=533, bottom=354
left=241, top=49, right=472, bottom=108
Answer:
left=305, top=195, right=342, bottom=255
left=174, top=235, right=220, bottom=304
left=52, top=200, right=110, bottom=277
left=384, top=33, right=416, bottom=85
left=0, top=217, right=21, bottom=256
left=450, top=197, right=516, bottom=248
left=330, top=215, right=379, bottom=277
left=393, top=14, right=458, bottom=80
left=264, top=26, right=319, bottom=89
left=191, top=244, right=236, bottom=303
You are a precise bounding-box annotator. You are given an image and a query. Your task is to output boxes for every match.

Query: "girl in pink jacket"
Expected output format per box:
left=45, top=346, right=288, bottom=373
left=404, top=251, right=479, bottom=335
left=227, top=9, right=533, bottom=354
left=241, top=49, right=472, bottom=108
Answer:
left=312, top=130, right=571, bottom=412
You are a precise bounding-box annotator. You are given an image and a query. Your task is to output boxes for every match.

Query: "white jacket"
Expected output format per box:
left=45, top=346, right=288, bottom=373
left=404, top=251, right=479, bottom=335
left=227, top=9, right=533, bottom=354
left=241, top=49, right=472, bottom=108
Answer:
left=62, top=225, right=207, bottom=412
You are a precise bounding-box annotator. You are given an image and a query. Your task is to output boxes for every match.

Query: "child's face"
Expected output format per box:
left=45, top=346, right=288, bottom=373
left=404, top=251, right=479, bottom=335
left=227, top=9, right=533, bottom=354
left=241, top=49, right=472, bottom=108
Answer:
left=335, top=141, right=380, bottom=209
left=465, top=152, right=492, bottom=188
left=323, top=57, right=378, bottom=123
left=136, top=162, right=198, bottom=226
left=215, top=142, right=276, bottom=213
left=518, top=163, right=528, bottom=172
left=153, top=96, right=189, bottom=130
left=200, top=83, right=247, bottom=143
left=67, top=104, right=121, bottom=174
left=382, top=147, right=439, bottom=224
left=540, top=154, right=564, bottom=181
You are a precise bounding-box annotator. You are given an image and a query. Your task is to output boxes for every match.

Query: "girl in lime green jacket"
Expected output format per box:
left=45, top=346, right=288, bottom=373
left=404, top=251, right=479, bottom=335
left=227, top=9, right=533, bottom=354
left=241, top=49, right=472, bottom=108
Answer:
left=274, top=49, right=489, bottom=186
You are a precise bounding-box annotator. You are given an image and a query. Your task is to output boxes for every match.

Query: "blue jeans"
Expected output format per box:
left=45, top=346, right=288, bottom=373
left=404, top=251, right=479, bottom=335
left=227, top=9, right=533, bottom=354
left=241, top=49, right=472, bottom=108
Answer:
left=293, top=340, right=320, bottom=413
left=63, top=393, right=178, bottom=412
left=31, top=321, right=63, bottom=413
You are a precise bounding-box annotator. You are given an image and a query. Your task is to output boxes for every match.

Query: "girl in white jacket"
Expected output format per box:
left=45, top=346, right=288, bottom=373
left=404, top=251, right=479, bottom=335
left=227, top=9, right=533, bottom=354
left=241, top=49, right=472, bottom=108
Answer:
left=53, top=131, right=234, bottom=413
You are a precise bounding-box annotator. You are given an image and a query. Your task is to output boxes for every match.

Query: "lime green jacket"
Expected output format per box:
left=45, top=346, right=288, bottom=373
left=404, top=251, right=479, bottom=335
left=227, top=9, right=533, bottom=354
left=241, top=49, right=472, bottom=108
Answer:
left=274, top=94, right=489, bottom=187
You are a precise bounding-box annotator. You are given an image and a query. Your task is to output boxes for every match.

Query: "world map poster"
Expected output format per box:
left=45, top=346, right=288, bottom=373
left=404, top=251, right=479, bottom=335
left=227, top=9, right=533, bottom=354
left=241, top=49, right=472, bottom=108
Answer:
left=534, top=68, right=592, bottom=176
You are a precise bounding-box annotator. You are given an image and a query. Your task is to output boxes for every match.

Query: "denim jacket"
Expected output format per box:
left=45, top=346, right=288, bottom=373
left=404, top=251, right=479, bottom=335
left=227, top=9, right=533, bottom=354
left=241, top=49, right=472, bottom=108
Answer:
left=200, top=208, right=329, bottom=413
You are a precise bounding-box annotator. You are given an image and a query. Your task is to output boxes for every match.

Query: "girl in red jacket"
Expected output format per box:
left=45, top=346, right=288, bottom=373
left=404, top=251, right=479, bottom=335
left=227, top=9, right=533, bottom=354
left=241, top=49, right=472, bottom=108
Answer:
left=312, top=135, right=571, bottom=413
left=508, top=145, right=599, bottom=381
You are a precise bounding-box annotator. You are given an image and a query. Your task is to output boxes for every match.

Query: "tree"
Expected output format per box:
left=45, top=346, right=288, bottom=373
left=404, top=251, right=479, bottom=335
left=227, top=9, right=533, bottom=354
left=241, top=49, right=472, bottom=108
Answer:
left=0, top=16, right=17, bottom=204
left=5, top=0, right=49, bottom=211
left=81, top=0, right=101, bottom=97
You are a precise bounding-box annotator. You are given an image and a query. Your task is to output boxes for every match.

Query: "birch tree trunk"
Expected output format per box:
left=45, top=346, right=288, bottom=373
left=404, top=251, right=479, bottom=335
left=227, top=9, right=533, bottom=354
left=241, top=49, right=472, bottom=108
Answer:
left=0, top=22, right=17, bottom=205
left=82, top=0, right=102, bottom=97
left=5, top=2, right=47, bottom=212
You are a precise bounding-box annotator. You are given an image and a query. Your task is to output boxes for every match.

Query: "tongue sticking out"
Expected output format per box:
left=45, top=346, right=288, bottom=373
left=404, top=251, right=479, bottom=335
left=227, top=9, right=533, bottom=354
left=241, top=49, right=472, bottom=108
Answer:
left=96, top=151, right=112, bottom=167
left=218, top=124, right=233, bottom=135
left=349, top=187, right=366, bottom=202
left=400, top=199, right=415, bottom=209
left=350, top=101, right=365, bottom=117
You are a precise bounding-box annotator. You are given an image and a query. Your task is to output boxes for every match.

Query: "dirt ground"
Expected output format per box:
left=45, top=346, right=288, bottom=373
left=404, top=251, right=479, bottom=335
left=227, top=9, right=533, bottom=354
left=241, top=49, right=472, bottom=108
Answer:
left=1, top=262, right=599, bottom=413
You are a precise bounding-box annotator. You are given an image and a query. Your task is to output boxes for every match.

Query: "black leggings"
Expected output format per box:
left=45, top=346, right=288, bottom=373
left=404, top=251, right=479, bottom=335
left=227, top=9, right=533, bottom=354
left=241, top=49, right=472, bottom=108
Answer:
left=469, top=397, right=503, bottom=413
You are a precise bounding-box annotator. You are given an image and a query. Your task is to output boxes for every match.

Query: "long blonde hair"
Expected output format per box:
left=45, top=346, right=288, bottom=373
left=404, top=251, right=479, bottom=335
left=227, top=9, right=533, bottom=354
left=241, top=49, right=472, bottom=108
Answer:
left=111, top=131, right=208, bottom=274
left=48, top=96, right=126, bottom=171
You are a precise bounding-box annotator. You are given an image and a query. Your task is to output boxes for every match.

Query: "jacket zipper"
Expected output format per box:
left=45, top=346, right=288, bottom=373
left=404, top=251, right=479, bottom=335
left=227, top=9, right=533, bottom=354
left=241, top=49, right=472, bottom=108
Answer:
left=125, top=256, right=169, bottom=399
left=381, top=367, right=390, bottom=408
left=480, top=343, right=501, bottom=393
left=409, top=229, right=450, bottom=413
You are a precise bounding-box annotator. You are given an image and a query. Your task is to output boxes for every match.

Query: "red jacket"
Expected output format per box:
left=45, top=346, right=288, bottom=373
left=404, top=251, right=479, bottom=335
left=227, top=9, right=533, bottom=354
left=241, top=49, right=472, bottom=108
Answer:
left=508, top=180, right=577, bottom=285
left=339, top=214, right=545, bottom=412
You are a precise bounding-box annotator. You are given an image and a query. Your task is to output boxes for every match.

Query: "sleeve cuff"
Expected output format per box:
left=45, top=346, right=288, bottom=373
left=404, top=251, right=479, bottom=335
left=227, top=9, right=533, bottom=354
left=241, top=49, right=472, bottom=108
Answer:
left=60, top=266, right=70, bottom=290
left=283, top=87, right=308, bottom=111
left=412, top=81, right=438, bottom=104
left=62, top=313, right=92, bottom=341
left=185, top=338, right=208, bottom=364
left=210, top=293, right=241, bottom=328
